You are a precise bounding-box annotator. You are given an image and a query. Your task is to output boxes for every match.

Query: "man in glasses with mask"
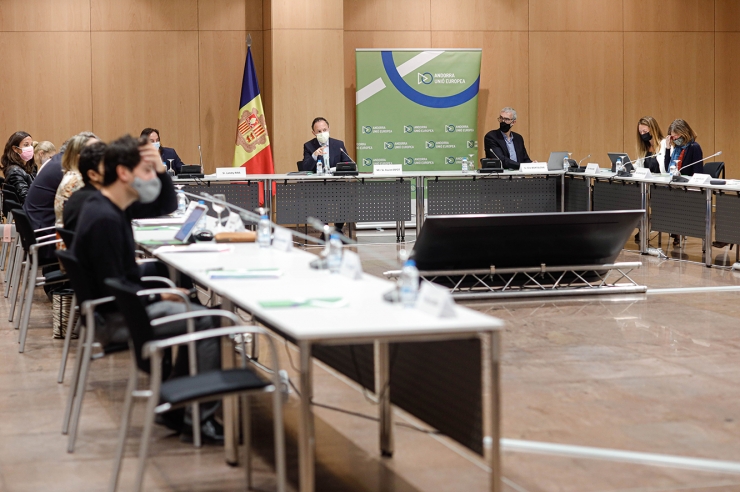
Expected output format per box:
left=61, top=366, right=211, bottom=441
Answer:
left=483, top=107, right=533, bottom=170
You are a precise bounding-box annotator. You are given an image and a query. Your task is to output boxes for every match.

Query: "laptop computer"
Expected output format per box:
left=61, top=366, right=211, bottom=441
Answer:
left=546, top=151, right=570, bottom=171
left=137, top=205, right=208, bottom=247
left=607, top=153, right=635, bottom=172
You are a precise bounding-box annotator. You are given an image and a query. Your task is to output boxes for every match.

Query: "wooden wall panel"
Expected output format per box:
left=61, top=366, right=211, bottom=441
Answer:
left=199, top=0, right=249, bottom=31
left=623, top=32, right=714, bottom=159
left=343, top=31, right=432, bottom=157
left=91, top=0, right=198, bottom=31
left=345, top=0, right=430, bottom=31
left=623, top=0, right=714, bottom=32
left=432, top=31, right=529, bottom=160
left=529, top=0, right=623, bottom=31
left=270, top=0, right=343, bottom=30
left=529, top=32, right=623, bottom=164
left=0, top=32, right=92, bottom=148
left=716, top=0, right=740, bottom=31
left=269, top=29, right=344, bottom=174
left=715, top=33, right=740, bottom=178
left=430, top=0, right=528, bottom=32
left=91, top=31, right=200, bottom=163
left=0, top=0, right=90, bottom=32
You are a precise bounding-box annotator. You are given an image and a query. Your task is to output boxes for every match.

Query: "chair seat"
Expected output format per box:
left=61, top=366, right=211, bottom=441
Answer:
left=160, top=368, right=271, bottom=407
left=44, top=270, right=68, bottom=283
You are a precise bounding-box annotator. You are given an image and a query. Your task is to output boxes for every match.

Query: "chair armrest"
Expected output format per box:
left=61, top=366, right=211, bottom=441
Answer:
left=140, top=276, right=176, bottom=288
left=29, top=238, right=62, bottom=252
left=143, top=324, right=265, bottom=356
left=36, top=233, right=57, bottom=241
left=80, top=296, right=116, bottom=316
left=34, top=226, right=57, bottom=233
left=137, top=287, right=189, bottom=304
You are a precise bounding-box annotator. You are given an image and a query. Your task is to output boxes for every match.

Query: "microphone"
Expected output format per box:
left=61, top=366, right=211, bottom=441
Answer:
left=570, top=154, right=591, bottom=173
left=489, top=148, right=503, bottom=162
left=340, top=148, right=356, bottom=164
left=670, top=151, right=722, bottom=182
left=577, top=154, right=591, bottom=166
left=198, top=145, right=203, bottom=173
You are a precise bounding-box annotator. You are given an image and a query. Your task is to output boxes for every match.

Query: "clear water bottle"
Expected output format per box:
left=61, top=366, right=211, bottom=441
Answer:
left=194, top=200, right=208, bottom=233
left=316, top=156, right=325, bottom=176
left=669, top=160, right=679, bottom=176
left=616, top=158, right=624, bottom=173
left=399, top=259, right=419, bottom=308
left=327, top=233, right=343, bottom=273
left=563, top=156, right=570, bottom=171
left=176, top=190, right=188, bottom=216
left=257, top=212, right=271, bottom=248
left=461, top=157, right=468, bottom=174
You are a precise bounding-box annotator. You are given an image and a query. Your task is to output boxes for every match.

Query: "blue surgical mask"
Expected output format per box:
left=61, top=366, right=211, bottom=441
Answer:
left=132, top=176, right=162, bottom=204
left=152, top=142, right=160, bottom=150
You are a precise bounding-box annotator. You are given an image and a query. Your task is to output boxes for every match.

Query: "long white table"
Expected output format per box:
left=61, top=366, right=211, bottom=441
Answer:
left=134, top=229, right=505, bottom=492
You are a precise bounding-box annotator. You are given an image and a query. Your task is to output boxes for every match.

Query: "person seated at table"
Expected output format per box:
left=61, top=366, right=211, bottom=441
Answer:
left=34, top=140, right=56, bottom=172
left=54, top=134, right=99, bottom=227
left=664, top=119, right=703, bottom=177
left=141, top=127, right=183, bottom=174
left=72, top=135, right=221, bottom=440
left=62, top=141, right=107, bottom=232
left=301, top=117, right=352, bottom=173
left=635, top=116, right=668, bottom=174
left=483, top=107, right=533, bottom=170
left=2, top=131, right=37, bottom=204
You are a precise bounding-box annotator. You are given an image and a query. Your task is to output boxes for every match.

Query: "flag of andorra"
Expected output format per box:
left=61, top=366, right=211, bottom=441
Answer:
left=233, top=44, right=274, bottom=203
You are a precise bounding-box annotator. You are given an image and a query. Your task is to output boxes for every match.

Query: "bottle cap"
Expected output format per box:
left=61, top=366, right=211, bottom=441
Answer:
left=405, top=259, right=416, bottom=267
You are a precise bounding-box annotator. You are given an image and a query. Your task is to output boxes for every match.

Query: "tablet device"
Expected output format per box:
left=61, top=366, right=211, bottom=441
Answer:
left=174, top=204, right=208, bottom=243
left=607, top=153, right=633, bottom=172
left=546, top=152, right=570, bottom=171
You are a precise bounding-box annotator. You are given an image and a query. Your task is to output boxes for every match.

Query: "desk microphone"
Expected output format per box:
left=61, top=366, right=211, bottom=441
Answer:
left=340, top=148, right=356, bottom=163
left=198, top=145, right=203, bottom=172
left=570, top=154, right=590, bottom=173
left=670, top=151, right=722, bottom=182
left=488, top=148, right=503, bottom=162
left=577, top=154, right=591, bottom=166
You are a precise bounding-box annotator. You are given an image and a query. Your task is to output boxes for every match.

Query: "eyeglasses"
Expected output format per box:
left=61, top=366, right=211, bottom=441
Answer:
left=498, top=116, right=514, bottom=124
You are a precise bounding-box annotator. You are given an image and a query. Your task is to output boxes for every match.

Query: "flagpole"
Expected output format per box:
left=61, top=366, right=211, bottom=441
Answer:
left=247, top=33, right=252, bottom=48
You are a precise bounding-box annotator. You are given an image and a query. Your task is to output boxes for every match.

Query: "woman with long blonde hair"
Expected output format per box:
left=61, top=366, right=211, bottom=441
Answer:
left=635, top=116, right=668, bottom=173
left=54, top=134, right=98, bottom=227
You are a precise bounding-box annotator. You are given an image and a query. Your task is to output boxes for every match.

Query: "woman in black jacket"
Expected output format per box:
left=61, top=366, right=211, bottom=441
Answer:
left=2, top=131, right=37, bottom=204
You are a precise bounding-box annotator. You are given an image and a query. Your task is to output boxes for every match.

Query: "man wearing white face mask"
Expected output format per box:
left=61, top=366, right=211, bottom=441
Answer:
left=301, top=117, right=352, bottom=173
left=141, top=127, right=184, bottom=174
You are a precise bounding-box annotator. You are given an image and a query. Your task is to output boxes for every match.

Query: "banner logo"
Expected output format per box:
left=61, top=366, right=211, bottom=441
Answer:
left=362, top=158, right=373, bottom=167
left=425, top=141, right=436, bottom=149
left=445, top=125, right=456, bottom=133
left=467, top=140, right=477, bottom=148
left=445, top=157, right=456, bottom=165
left=404, top=125, right=414, bottom=133
left=417, top=72, right=433, bottom=85
left=404, top=157, right=414, bottom=165
left=384, top=142, right=395, bottom=150
left=362, top=126, right=373, bottom=134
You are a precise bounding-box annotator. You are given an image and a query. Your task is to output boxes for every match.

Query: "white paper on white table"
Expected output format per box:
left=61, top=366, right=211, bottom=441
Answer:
left=520, top=162, right=548, bottom=173
left=633, top=168, right=652, bottom=179
left=339, top=250, right=363, bottom=280
left=416, top=282, right=456, bottom=318
left=272, top=228, right=293, bottom=252
left=688, top=173, right=712, bottom=185
left=155, top=244, right=233, bottom=254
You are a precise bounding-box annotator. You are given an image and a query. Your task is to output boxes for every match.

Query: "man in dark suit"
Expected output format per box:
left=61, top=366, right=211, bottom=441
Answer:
left=301, top=117, right=351, bottom=173
left=483, top=107, right=532, bottom=170
left=141, top=127, right=184, bottom=174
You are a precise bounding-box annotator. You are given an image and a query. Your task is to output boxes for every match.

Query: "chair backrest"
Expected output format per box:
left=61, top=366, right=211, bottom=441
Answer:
left=56, top=228, right=75, bottom=249
left=703, top=161, right=725, bottom=179
left=55, top=249, right=95, bottom=306
left=11, top=208, right=36, bottom=253
left=296, top=160, right=302, bottom=172
left=104, top=277, right=156, bottom=373
left=3, top=198, right=20, bottom=222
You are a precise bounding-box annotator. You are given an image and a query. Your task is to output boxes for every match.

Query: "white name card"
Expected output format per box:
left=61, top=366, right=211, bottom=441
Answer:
left=633, top=168, right=652, bottom=179
left=416, top=282, right=456, bottom=318
left=339, top=250, right=363, bottom=280
left=585, top=163, right=600, bottom=174
left=216, top=167, right=247, bottom=179
left=520, top=162, right=549, bottom=173
left=688, top=173, right=712, bottom=185
left=272, top=227, right=293, bottom=252
left=374, top=164, right=403, bottom=176
left=224, top=212, right=246, bottom=232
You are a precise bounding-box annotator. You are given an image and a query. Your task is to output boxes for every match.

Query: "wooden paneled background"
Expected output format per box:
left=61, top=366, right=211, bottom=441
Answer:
left=1, top=0, right=738, bottom=176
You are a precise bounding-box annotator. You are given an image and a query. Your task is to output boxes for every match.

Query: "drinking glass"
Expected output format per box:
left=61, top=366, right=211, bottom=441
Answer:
left=167, top=159, right=175, bottom=176
left=212, top=194, right=227, bottom=230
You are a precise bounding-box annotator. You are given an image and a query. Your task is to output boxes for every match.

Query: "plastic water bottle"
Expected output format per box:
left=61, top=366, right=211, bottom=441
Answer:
left=176, top=190, right=188, bottom=216
left=257, top=213, right=271, bottom=248
left=563, top=156, right=570, bottom=171
left=316, top=156, right=325, bottom=176
left=399, top=259, right=419, bottom=308
left=327, top=233, right=342, bottom=273
left=194, top=200, right=208, bottom=233
left=669, top=160, right=679, bottom=177
left=461, top=157, right=468, bottom=174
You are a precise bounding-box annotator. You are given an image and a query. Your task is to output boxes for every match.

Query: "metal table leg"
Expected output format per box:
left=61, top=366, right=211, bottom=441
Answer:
left=375, top=341, right=393, bottom=457
left=640, top=181, right=648, bottom=254
left=560, top=173, right=565, bottom=212
left=221, top=298, right=239, bottom=465
left=587, top=176, right=593, bottom=211
left=265, top=179, right=273, bottom=220
left=400, top=218, right=406, bottom=242
left=415, top=176, right=425, bottom=236
left=298, top=340, right=315, bottom=492
left=488, top=331, right=501, bottom=492
left=705, top=188, right=713, bottom=267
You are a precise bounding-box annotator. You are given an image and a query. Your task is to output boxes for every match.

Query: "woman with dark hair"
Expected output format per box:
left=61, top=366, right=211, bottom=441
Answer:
left=2, top=131, right=36, bottom=204
left=664, top=119, right=703, bottom=177
left=140, top=127, right=183, bottom=174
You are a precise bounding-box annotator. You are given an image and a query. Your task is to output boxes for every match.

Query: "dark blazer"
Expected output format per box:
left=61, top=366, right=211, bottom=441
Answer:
left=23, top=152, right=63, bottom=229
left=160, top=146, right=183, bottom=174
left=483, top=130, right=532, bottom=170
left=301, top=137, right=351, bottom=172
left=664, top=140, right=703, bottom=176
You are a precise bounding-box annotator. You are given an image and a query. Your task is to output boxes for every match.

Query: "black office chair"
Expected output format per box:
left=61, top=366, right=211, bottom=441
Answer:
left=296, top=160, right=303, bottom=171
left=104, top=277, right=287, bottom=492
left=703, top=161, right=725, bottom=179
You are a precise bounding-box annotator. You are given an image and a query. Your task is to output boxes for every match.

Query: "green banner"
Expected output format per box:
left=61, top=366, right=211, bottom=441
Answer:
left=355, top=49, right=481, bottom=171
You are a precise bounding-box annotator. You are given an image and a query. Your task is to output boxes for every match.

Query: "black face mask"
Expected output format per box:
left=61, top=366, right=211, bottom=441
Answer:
left=499, top=122, right=512, bottom=133
left=640, top=132, right=652, bottom=143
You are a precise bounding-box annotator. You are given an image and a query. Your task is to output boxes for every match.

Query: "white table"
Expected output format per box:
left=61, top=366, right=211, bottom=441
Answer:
left=134, top=229, right=505, bottom=492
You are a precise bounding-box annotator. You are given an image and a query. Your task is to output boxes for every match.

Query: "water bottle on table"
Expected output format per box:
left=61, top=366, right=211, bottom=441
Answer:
left=257, top=209, right=271, bottom=248
left=563, top=156, right=570, bottom=171
left=176, top=190, right=188, bottom=216
left=317, top=156, right=325, bottom=176
left=327, top=233, right=343, bottom=273
left=461, top=157, right=468, bottom=174
left=669, top=160, right=679, bottom=177
left=399, top=259, right=419, bottom=308
left=616, top=158, right=624, bottom=173
left=194, top=200, right=209, bottom=233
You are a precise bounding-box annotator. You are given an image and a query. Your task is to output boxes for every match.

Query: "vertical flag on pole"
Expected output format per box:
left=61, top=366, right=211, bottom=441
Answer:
left=233, top=36, right=273, bottom=204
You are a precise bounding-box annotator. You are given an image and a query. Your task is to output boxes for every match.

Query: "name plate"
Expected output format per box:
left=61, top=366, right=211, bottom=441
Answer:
left=520, top=162, right=548, bottom=173
left=374, top=164, right=403, bottom=176
left=224, top=212, right=246, bottom=232
left=585, top=163, right=600, bottom=174
left=216, top=167, right=247, bottom=179
left=687, top=173, right=712, bottom=185
left=633, top=168, right=652, bottom=179
left=416, top=282, right=456, bottom=318
left=339, top=250, right=363, bottom=280
left=272, top=227, right=293, bottom=252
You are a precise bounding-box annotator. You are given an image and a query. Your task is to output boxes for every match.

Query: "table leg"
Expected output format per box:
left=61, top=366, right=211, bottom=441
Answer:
left=415, top=176, right=425, bottom=236
left=400, top=217, right=406, bottom=242
left=587, top=176, right=593, bottom=211
left=488, top=331, right=502, bottom=492
left=640, top=182, right=648, bottom=254
left=560, top=173, right=565, bottom=212
left=298, top=340, right=315, bottom=492
left=221, top=299, right=239, bottom=465
left=705, top=188, right=713, bottom=267
left=265, top=178, right=273, bottom=219
left=375, top=341, right=393, bottom=457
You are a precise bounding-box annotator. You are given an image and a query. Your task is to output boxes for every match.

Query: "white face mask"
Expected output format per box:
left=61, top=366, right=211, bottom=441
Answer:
left=316, top=131, right=330, bottom=145
left=152, top=141, right=161, bottom=150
